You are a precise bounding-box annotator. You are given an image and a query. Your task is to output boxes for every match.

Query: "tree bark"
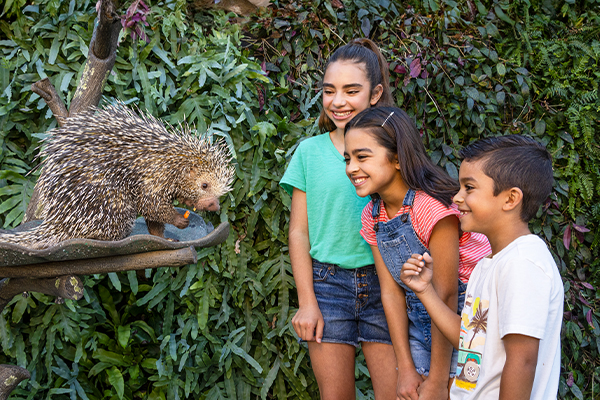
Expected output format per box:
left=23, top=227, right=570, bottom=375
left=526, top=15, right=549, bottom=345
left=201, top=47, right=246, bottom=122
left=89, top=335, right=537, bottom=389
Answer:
left=0, top=275, right=84, bottom=312
left=0, top=364, right=30, bottom=400
left=0, top=247, right=198, bottom=279
left=30, top=78, right=68, bottom=126
left=69, top=0, right=121, bottom=116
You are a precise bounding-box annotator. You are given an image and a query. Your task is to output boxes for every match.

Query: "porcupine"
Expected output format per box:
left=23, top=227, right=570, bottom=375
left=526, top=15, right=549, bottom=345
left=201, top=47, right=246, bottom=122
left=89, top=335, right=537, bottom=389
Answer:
left=0, top=102, right=235, bottom=249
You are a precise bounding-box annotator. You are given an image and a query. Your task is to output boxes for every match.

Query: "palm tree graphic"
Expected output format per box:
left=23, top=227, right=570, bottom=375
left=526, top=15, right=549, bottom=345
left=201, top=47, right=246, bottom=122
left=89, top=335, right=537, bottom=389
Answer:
left=467, top=305, right=488, bottom=349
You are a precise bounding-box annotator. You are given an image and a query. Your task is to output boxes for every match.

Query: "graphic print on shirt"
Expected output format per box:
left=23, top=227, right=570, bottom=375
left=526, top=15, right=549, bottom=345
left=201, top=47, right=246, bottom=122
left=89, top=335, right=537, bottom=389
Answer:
left=455, top=293, right=489, bottom=391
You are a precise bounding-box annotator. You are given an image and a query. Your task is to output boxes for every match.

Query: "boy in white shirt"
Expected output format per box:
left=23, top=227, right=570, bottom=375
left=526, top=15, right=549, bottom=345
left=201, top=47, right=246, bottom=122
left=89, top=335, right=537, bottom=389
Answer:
left=400, top=135, right=563, bottom=400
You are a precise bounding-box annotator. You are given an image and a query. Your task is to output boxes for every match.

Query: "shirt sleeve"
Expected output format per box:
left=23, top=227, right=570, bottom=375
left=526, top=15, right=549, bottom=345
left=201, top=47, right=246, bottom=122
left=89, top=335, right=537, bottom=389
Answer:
left=279, top=142, right=306, bottom=195
left=412, top=193, right=459, bottom=246
left=496, top=258, right=552, bottom=339
left=360, top=202, right=378, bottom=246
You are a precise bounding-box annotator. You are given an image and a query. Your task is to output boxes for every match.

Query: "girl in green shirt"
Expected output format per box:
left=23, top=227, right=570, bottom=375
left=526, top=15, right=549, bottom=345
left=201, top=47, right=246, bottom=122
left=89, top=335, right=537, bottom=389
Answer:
left=280, top=38, right=397, bottom=400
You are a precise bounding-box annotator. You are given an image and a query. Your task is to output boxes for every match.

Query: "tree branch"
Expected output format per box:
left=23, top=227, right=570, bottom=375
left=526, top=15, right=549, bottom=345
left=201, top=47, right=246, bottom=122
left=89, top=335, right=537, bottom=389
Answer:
left=0, top=365, right=30, bottom=400
left=0, top=247, right=198, bottom=279
left=69, top=0, right=122, bottom=116
left=0, top=275, right=84, bottom=312
left=30, top=78, right=68, bottom=126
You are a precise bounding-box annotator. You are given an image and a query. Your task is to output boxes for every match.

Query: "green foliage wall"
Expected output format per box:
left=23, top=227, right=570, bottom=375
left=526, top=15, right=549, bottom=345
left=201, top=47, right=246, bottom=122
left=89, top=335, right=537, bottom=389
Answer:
left=0, top=0, right=598, bottom=399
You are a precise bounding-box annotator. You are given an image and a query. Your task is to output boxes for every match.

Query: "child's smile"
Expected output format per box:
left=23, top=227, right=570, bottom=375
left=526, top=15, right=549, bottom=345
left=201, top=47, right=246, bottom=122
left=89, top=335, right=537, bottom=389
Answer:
left=322, top=61, right=381, bottom=131
left=454, top=160, right=505, bottom=235
left=344, top=128, right=402, bottom=200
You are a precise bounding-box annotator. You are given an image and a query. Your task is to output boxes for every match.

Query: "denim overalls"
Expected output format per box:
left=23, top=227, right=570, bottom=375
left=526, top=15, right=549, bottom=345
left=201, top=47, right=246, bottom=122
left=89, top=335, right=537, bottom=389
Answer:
left=373, top=189, right=466, bottom=376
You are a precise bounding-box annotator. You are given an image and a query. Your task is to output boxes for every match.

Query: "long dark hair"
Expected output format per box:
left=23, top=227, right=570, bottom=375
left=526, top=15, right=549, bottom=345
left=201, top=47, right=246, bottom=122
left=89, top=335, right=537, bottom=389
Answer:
left=318, top=38, right=394, bottom=133
left=345, top=107, right=459, bottom=207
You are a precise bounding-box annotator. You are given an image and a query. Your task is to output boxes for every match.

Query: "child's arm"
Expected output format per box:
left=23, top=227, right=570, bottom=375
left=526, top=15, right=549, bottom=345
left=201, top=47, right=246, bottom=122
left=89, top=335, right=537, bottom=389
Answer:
left=401, top=253, right=462, bottom=348
left=371, top=246, right=423, bottom=400
left=419, top=216, right=460, bottom=399
left=289, top=188, right=324, bottom=342
left=499, top=334, right=540, bottom=400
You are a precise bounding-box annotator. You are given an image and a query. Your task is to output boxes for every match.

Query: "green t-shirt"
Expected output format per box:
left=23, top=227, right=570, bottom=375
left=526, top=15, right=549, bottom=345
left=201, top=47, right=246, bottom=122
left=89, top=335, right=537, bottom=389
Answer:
left=280, top=133, right=374, bottom=269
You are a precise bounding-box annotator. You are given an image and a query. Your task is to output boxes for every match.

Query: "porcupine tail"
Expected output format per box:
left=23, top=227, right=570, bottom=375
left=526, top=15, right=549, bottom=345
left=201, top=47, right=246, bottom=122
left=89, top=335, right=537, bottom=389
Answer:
left=0, top=222, right=63, bottom=250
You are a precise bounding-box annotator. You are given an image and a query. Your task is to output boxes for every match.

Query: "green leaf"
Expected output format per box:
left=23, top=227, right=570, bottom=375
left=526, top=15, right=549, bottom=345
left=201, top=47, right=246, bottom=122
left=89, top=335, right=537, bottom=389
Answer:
left=108, top=272, right=121, bottom=291
left=494, top=5, right=515, bottom=25
left=496, top=63, right=506, bottom=77
left=535, top=119, right=546, bottom=135
left=260, top=358, right=280, bottom=400
left=93, top=349, right=129, bottom=367
left=197, top=283, right=210, bottom=330
left=117, top=325, right=130, bottom=348
left=107, top=366, right=125, bottom=399
left=570, top=384, right=584, bottom=400
left=465, top=87, right=479, bottom=100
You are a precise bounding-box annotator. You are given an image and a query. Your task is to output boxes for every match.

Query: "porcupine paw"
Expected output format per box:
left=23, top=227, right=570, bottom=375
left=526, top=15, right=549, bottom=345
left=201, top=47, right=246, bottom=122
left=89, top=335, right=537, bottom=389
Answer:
left=172, top=213, right=190, bottom=229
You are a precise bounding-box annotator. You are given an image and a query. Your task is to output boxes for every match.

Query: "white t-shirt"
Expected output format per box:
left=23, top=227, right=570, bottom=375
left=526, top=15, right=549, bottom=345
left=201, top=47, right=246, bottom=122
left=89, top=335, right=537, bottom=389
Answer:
left=450, top=235, right=563, bottom=400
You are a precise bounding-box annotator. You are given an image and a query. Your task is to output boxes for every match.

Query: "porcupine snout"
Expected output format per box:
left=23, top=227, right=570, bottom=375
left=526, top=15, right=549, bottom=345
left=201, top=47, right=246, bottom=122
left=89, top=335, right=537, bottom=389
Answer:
left=194, top=197, right=220, bottom=212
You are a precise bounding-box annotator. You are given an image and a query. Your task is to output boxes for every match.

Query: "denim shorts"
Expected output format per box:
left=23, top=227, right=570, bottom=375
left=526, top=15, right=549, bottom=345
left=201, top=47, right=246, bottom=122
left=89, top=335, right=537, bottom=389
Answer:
left=311, top=260, right=392, bottom=347
left=408, top=280, right=468, bottom=377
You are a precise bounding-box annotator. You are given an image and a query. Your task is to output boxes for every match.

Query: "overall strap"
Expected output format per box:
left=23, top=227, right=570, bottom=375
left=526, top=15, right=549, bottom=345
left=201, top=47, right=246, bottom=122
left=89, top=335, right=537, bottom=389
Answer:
left=371, top=197, right=381, bottom=232
left=403, top=189, right=416, bottom=207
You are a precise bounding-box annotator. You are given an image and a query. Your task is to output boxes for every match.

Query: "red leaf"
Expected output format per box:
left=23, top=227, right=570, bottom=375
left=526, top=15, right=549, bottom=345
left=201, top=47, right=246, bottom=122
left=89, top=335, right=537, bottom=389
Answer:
left=581, top=282, right=594, bottom=290
left=563, top=225, right=571, bottom=250
left=586, top=309, right=593, bottom=327
left=578, top=294, right=590, bottom=306
left=572, top=223, right=590, bottom=233
left=394, top=65, right=407, bottom=74
left=409, top=58, right=422, bottom=78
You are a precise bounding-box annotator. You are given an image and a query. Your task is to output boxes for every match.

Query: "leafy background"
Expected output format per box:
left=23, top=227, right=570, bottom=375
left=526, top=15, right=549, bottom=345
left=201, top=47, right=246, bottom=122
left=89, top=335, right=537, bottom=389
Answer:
left=0, top=0, right=598, bottom=398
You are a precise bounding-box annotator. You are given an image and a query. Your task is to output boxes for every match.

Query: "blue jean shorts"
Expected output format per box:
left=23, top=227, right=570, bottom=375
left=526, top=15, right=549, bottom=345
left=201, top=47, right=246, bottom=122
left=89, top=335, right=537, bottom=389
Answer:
left=311, top=260, right=392, bottom=347
left=408, top=280, right=468, bottom=377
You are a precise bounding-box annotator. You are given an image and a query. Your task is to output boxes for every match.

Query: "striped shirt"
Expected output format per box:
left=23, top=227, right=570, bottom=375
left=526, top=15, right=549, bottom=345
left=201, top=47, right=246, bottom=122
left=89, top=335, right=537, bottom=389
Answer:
left=360, top=191, right=491, bottom=283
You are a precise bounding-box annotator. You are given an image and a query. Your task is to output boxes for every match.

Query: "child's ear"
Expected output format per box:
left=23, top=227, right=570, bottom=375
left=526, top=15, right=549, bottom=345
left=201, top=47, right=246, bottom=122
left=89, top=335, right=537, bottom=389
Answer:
left=370, top=84, right=384, bottom=105
left=394, top=155, right=400, bottom=171
left=502, top=187, right=524, bottom=212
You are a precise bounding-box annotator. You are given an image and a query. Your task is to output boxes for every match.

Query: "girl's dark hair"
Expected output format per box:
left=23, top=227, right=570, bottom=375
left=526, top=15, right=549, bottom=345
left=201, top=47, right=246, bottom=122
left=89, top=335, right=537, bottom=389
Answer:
left=318, top=38, right=394, bottom=133
left=345, top=107, right=459, bottom=207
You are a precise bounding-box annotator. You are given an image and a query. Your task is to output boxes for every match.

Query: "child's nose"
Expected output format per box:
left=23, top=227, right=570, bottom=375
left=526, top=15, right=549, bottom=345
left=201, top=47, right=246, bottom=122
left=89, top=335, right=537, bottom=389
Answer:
left=346, top=159, right=358, bottom=174
left=453, top=191, right=463, bottom=204
left=333, top=92, right=346, bottom=106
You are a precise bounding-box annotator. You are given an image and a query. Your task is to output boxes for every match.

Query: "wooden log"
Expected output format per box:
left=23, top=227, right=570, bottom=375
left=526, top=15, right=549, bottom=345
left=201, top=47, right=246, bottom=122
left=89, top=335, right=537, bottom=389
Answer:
left=0, top=247, right=198, bottom=279
left=0, top=365, right=30, bottom=400
left=0, top=275, right=84, bottom=312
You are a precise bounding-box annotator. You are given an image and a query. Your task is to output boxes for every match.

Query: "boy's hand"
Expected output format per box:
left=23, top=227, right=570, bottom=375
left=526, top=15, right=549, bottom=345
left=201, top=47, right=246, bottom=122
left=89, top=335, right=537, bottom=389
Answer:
left=417, top=376, right=449, bottom=400
left=400, top=253, right=434, bottom=294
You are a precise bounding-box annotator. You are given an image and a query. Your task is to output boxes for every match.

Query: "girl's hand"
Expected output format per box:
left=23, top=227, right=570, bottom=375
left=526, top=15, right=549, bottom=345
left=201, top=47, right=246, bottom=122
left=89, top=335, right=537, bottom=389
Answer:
left=417, top=376, right=449, bottom=400
left=396, top=367, right=423, bottom=400
left=292, top=302, right=324, bottom=343
left=400, top=253, right=434, bottom=294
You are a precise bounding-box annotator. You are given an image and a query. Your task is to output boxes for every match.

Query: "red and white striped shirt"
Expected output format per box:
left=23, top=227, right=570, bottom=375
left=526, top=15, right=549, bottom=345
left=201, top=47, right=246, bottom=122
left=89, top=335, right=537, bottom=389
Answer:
left=360, top=191, right=491, bottom=283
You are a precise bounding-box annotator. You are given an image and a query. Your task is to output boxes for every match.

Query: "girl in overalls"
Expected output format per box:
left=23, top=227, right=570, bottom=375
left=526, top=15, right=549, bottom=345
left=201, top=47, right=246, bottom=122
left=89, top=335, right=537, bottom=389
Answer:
left=343, top=106, right=491, bottom=400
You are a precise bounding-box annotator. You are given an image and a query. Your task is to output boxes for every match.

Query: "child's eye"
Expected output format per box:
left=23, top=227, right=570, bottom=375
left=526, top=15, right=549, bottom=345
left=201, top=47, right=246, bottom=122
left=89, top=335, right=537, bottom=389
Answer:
left=343, top=157, right=350, bottom=164
left=465, top=185, right=474, bottom=191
